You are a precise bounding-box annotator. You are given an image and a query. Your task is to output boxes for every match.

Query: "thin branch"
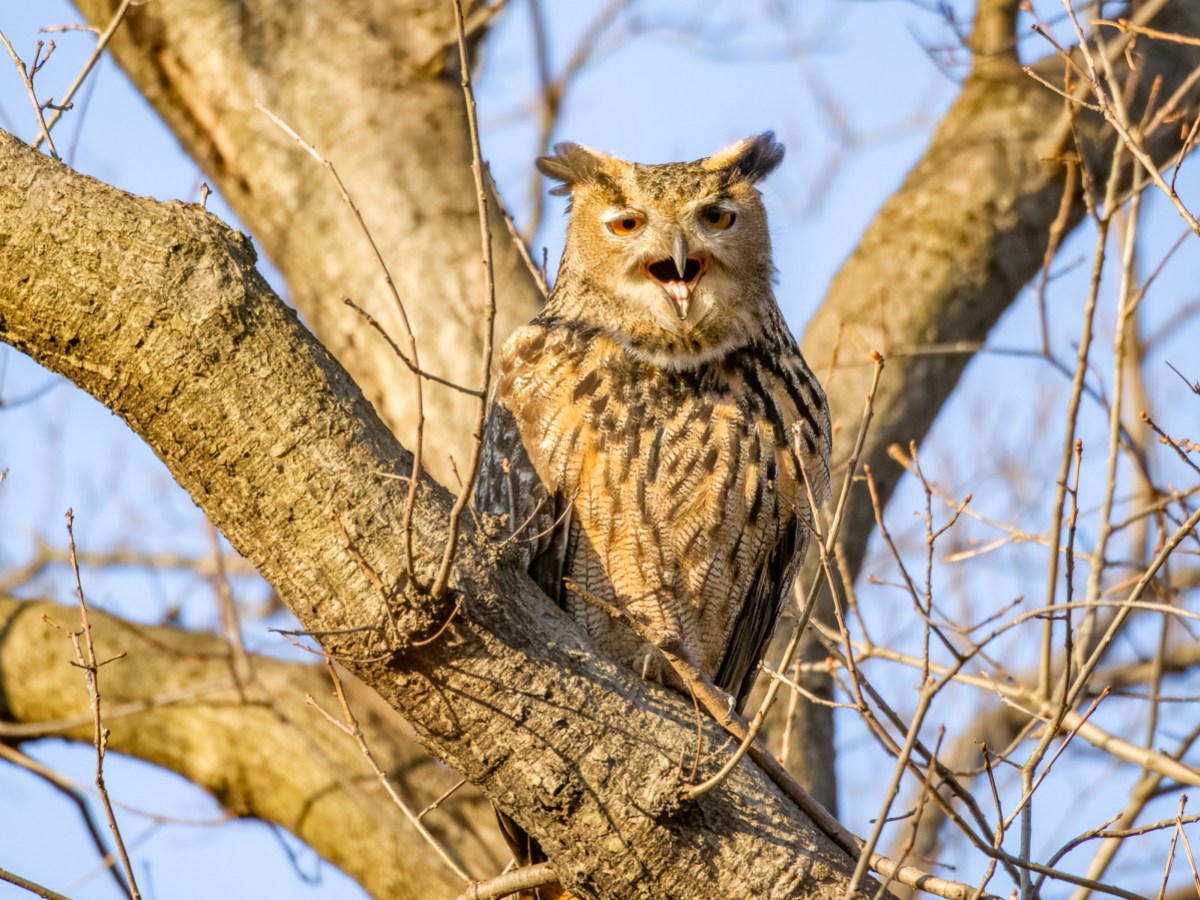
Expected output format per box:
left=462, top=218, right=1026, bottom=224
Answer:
left=1046, top=2, right=1200, bottom=235
left=0, top=30, right=58, bottom=158
left=482, top=165, right=548, bottom=298
left=1095, top=18, right=1200, bottom=50
left=1155, top=799, right=1183, bottom=900
left=306, top=659, right=472, bottom=882
left=0, top=743, right=133, bottom=897
left=1038, top=150, right=1113, bottom=698
left=430, top=0, right=498, bottom=599
left=845, top=685, right=935, bottom=899
left=33, top=0, right=134, bottom=149
left=65, top=510, right=140, bottom=900
left=0, top=868, right=72, bottom=900
left=342, top=296, right=484, bottom=397
left=209, top=521, right=255, bottom=692
left=417, top=777, right=468, bottom=822
left=457, top=862, right=557, bottom=900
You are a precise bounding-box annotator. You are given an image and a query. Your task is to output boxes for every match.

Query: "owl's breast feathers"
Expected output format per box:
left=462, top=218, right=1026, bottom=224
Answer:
left=476, top=315, right=830, bottom=707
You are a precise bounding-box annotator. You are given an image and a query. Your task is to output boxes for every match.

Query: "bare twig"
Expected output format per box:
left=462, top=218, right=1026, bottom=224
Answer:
left=34, top=0, right=134, bottom=149
left=1164, top=361, right=1200, bottom=395
left=0, top=30, right=58, bottom=158
left=1179, top=800, right=1200, bottom=896
left=307, top=659, right=471, bottom=882
left=208, top=521, right=255, bottom=691
left=1095, top=18, right=1200, bottom=50
left=482, top=165, right=549, bottom=298
left=342, top=297, right=484, bottom=397
left=65, top=510, right=141, bottom=899
left=417, top=777, right=468, bottom=822
left=0, top=744, right=133, bottom=896
left=845, top=685, right=935, bottom=899
left=1047, top=1, right=1200, bottom=235
left=1155, top=796, right=1188, bottom=900
left=521, top=0, right=638, bottom=242
left=1039, top=145, right=1114, bottom=698
left=1076, top=164, right=1145, bottom=676
left=0, top=868, right=73, bottom=900
left=430, top=0, right=498, bottom=599
left=839, top=631, right=1200, bottom=787
left=457, top=862, right=557, bottom=900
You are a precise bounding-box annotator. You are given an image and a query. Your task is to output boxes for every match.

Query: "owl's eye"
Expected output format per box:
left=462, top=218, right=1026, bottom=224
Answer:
left=607, top=215, right=644, bottom=236
left=701, top=207, right=736, bottom=230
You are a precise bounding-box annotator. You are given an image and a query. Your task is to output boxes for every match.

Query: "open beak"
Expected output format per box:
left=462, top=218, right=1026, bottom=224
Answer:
left=643, top=232, right=707, bottom=320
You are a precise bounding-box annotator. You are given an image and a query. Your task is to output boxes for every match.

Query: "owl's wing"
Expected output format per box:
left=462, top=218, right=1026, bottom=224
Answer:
left=474, top=401, right=573, bottom=607
left=714, top=339, right=830, bottom=712
left=714, top=519, right=805, bottom=710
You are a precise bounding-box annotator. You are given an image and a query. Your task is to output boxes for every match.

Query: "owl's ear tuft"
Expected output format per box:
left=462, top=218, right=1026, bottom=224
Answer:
left=537, top=143, right=612, bottom=197
left=705, top=132, right=785, bottom=184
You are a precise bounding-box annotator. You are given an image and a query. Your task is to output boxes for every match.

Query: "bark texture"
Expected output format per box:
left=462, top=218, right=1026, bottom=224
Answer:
left=0, top=130, right=877, bottom=899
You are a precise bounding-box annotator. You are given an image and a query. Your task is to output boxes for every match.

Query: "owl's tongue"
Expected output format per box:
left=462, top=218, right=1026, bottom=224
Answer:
left=663, top=279, right=693, bottom=319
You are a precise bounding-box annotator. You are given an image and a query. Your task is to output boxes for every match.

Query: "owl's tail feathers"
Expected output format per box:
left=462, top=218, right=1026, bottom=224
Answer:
left=494, top=806, right=577, bottom=900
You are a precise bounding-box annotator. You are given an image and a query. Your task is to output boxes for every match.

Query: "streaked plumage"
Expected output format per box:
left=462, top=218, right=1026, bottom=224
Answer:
left=473, top=134, right=831, bottom=895
left=476, top=132, right=831, bottom=706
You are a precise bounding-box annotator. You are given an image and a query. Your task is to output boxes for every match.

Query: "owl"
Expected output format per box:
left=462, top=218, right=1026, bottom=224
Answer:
left=473, top=133, right=831, bottom=890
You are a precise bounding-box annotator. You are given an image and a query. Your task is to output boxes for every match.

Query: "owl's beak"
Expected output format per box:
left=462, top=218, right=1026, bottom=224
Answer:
left=644, top=233, right=707, bottom=320
left=672, top=232, right=689, bottom=288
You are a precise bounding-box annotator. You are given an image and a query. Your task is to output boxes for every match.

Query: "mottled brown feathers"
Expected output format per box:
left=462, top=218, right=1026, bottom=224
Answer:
left=478, top=315, right=829, bottom=699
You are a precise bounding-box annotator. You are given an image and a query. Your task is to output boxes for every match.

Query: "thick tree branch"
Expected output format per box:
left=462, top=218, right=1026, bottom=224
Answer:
left=0, top=130, right=876, bottom=899
left=0, top=595, right=498, bottom=898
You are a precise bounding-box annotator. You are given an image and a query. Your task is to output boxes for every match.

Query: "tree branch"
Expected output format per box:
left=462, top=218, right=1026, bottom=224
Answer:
left=0, top=595, right=494, bottom=898
left=803, top=0, right=1200, bottom=583
left=0, top=129, right=877, bottom=899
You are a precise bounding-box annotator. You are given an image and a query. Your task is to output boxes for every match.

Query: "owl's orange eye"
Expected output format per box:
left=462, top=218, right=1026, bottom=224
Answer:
left=701, top=207, right=736, bottom=230
left=607, top=215, right=644, bottom=236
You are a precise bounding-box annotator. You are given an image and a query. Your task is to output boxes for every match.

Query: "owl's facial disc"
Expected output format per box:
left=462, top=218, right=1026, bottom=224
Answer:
left=643, top=233, right=708, bottom=320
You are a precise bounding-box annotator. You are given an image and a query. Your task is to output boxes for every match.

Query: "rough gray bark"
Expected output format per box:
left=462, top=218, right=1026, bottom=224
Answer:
left=0, top=596, right=500, bottom=899
left=0, top=130, right=876, bottom=899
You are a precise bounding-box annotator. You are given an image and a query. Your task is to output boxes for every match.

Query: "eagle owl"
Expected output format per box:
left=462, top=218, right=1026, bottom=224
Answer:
left=472, top=132, right=830, bottom=705
left=476, top=132, right=831, bottom=708
left=474, top=133, right=831, bottom=895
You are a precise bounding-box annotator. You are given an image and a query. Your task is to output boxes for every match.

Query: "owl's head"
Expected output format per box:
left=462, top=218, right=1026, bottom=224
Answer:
left=537, top=133, right=786, bottom=368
